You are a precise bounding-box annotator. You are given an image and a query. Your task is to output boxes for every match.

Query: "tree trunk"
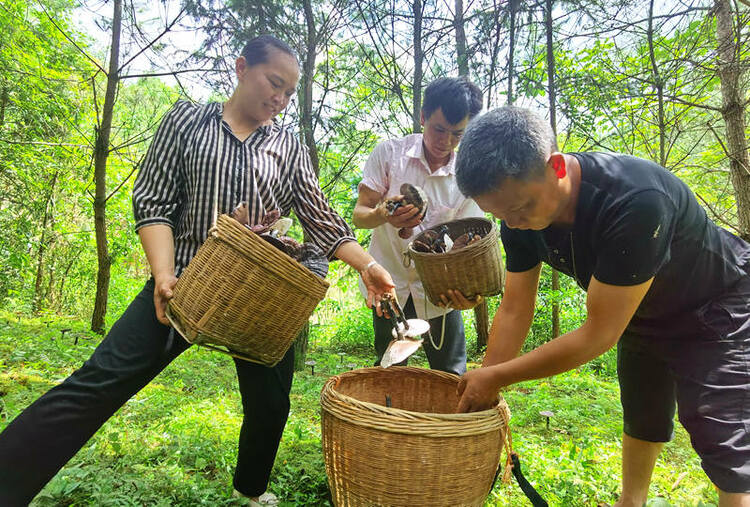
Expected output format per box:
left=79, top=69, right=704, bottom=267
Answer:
left=292, top=0, right=319, bottom=370
left=452, top=0, right=488, bottom=349
left=486, top=0, right=502, bottom=107
left=0, top=84, right=7, bottom=129
left=551, top=271, right=560, bottom=337
left=33, top=171, right=58, bottom=313
left=507, top=0, right=517, bottom=105
left=57, top=254, right=79, bottom=310
left=715, top=0, right=750, bottom=240
left=45, top=260, right=57, bottom=309
left=474, top=299, right=489, bottom=353
left=545, top=0, right=557, bottom=156
left=293, top=322, right=310, bottom=372
left=545, top=0, right=561, bottom=338
left=301, top=0, right=319, bottom=174
left=647, top=0, right=667, bottom=167
left=412, top=0, right=423, bottom=133
left=91, top=0, right=122, bottom=334
left=454, top=0, right=468, bottom=76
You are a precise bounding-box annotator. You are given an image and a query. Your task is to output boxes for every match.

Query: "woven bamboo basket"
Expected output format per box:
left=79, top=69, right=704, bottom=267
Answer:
left=406, top=217, right=504, bottom=306
left=321, top=367, right=511, bottom=506
left=166, top=214, right=329, bottom=366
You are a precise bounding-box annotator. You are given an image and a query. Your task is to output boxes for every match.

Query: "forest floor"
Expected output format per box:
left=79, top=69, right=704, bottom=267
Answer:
left=0, top=311, right=719, bottom=506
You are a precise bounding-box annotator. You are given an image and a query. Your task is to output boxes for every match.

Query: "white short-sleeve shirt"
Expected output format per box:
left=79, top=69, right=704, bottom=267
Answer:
left=358, top=134, right=484, bottom=319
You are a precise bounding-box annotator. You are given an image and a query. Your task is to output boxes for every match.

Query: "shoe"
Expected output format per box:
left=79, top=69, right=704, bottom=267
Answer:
left=232, top=489, right=279, bottom=506
left=258, top=492, right=279, bottom=505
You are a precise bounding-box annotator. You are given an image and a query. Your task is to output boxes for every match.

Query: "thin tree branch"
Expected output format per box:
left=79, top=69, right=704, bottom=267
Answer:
left=707, top=121, right=750, bottom=176
left=36, top=0, right=106, bottom=74
left=105, top=155, right=142, bottom=202
left=117, top=6, right=188, bottom=72
left=119, top=68, right=219, bottom=79
left=0, top=139, right=90, bottom=148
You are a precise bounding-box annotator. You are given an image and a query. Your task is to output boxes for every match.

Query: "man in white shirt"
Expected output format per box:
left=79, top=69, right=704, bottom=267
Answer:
left=353, top=77, right=484, bottom=375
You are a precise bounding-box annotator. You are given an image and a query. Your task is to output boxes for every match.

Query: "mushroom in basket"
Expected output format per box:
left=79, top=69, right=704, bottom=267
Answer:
left=411, top=225, right=484, bottom=254
left=230, top=204, right=328, bottom=278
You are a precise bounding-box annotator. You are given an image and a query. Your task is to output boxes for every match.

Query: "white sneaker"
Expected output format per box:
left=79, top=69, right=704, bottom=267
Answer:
left=232, top=489, right=279, bottom=506
left=258, top=492, right=279, bottom=505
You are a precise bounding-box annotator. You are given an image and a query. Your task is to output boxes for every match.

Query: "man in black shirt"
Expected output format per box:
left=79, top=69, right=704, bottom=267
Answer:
left=453, top=106, right=750, bottom=506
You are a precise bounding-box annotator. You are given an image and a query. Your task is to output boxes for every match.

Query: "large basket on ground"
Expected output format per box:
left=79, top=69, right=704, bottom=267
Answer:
left=406, top=217, right=504, bottom=306
left=321, top=367, right=510, bottom=506
left=166, top=214, right=329, bottom=366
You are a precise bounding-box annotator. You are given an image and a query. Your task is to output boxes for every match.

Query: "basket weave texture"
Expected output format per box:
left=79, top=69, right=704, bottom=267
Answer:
left=166, top=214, right=329, bottom=366
left=407, top=217, right=504, bottom=306
left=321, top=367, right=509, bottom=506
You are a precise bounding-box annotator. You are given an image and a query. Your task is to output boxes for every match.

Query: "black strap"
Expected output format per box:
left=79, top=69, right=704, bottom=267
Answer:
left=510, top=453, right=548, bottom=507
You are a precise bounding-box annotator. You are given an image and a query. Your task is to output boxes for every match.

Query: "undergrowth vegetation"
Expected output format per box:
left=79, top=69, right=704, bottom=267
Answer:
left=0, top=309, right=719, bottom=506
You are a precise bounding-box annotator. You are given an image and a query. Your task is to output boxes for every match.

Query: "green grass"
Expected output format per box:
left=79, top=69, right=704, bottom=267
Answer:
left=0, top=311, right=718, bottom=506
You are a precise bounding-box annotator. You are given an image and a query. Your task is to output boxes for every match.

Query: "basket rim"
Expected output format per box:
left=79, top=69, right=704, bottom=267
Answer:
left=216, top=214, right=329, bottom=292
left=407, top=217, right=498, bottom=259
left=320, top=366, right=508, bottom=437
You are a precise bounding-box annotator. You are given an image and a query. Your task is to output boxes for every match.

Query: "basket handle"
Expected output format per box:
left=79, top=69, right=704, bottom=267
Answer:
left=508, top=453, right=548, bottom=506
left=487, top=401, right=548, bottom=506
left=402, top=248, right=413, bottom=268
left=210, top=122, right=223, bottom=230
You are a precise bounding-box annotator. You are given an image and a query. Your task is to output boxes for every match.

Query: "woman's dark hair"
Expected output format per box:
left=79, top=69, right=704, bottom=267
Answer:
left=422, top=77, right=483, bottom=124
left=240, top=35, right=299, bottom=67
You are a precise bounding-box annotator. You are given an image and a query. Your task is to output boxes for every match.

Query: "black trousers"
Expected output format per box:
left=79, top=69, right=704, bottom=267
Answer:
left=618, top=273, right=750, bottom=493
left=0, top=279, right=294, bottom=506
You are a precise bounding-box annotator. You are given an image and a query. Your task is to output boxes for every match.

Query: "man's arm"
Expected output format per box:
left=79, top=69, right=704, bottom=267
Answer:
left=138, top=224, right=176, bottom=325
left=353, top=184, right=423, bottom=230
left=353, top=185, right=387, bottom=229
left=442, top=263, right=541, bottom=338
left=483, top=265, right=542, bottom=366
left=457, top=275, right=654, bottom=412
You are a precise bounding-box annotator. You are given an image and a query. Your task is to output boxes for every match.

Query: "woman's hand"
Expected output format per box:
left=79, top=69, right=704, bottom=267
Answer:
left=153, top=273, right=178, bottom=325
left=138, top=224, right=177, bottom=325
left=360, top=262, right=396, bottom=316
left=331, top=241, right=396, bottom=316
left=456, top=366, right=503, bottom=413
left=438, top=289, right=483, bottom=310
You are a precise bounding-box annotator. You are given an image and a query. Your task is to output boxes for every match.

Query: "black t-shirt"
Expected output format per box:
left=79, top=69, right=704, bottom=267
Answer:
left=502, top=152, right=750, bottom=336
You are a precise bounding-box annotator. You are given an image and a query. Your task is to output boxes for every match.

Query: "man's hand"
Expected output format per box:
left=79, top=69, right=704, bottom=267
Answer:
left=361, top=262, right=396, bottom=316
left=439, top=289, right=483, bottom=310
left=153, top=274, right=178, bottom=325
left=380, top=196, right=424, bottom=230
left=456, top=366, right=502, bottom=413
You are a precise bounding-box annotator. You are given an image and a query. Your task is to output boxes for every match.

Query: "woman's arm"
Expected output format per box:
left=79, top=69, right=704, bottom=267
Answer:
left=333, top=240, right=395, bottom=314
left=138, top=224, right=177, bottom=325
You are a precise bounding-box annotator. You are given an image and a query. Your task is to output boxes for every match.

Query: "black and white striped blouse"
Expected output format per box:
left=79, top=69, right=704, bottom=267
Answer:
left=133, top=100, right=355, bottom=274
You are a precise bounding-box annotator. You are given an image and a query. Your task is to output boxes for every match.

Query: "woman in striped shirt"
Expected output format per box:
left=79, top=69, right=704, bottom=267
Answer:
left=0, top=35, right=394, bottom=506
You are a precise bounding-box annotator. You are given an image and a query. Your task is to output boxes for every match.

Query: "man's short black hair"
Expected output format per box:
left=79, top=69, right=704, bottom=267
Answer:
left=422, top=77, right=482, bottom=125
left=456, top=106, right=556, bottom=197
